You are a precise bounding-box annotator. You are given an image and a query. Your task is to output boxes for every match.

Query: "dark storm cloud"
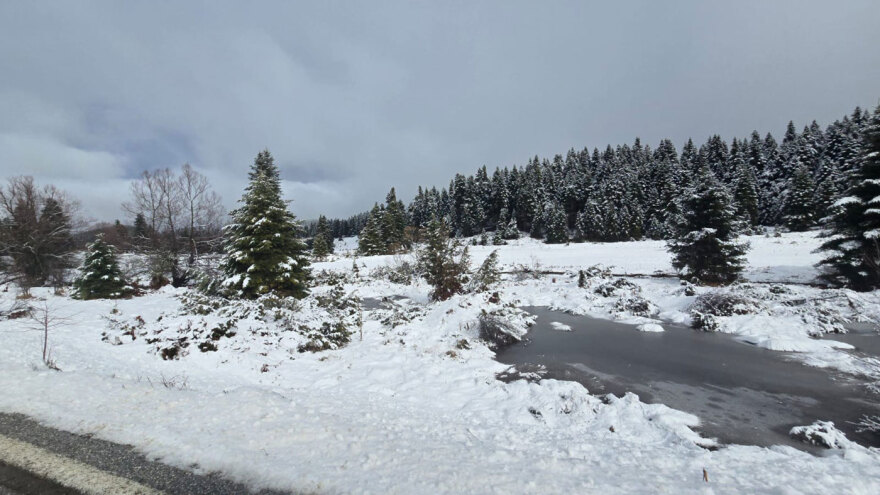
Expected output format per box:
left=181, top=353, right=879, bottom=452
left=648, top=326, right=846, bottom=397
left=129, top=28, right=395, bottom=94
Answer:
left=1, top=0, right=878, bottom=222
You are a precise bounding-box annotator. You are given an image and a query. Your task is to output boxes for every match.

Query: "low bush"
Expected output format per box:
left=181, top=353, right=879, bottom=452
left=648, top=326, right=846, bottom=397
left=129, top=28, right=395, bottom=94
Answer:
left=689, top=290, right=761, bottom=331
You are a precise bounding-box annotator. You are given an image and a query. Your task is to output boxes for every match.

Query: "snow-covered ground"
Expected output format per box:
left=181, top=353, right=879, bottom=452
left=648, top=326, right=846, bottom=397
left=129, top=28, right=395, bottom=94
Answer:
left=1, top=231, right=880, bottom=494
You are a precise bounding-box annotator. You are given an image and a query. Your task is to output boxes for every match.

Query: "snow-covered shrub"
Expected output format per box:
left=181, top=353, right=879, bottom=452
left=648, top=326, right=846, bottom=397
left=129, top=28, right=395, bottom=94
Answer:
left=380, top=302, right=423, bottom=329
left=678, top=280, right=697, bottom=296
left=311, top=269, right=354, bottom=287
left=194, top=270, right=233, bottom=298
left=371, top=256, right=420, bottom=285
left=594, top=278, right=638, bottom=297
left=101, top=308, right=147, bottom=345
left=614, top=295, right=658, bottom=318
left=297, top=320, right=351, bottom=352
left=854, top=415, right=880, bottom=433
left=106, top=287, right=362, bottom=360
left=477, top=304, right=535, bottom=349
left=789, top=421, right=851, bottom=449
left=315, top=281, right=359, bottom=312
left=1, top=299, right=31, bottom=320
left=689, top=290, right=762, bottom=331
left=478, top=314, right=522, bottom=348
left=582, top=264, right=612, bottom=279
left=511, top=256, right=543, bottom=281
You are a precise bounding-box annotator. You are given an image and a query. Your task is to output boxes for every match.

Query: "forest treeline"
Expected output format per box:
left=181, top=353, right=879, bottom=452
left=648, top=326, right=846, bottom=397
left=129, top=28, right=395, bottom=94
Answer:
left=330, top=106, right=871, bottom=246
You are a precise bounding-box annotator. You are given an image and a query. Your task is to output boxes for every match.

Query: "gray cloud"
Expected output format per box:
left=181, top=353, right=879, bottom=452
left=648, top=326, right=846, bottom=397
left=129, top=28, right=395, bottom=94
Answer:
left=1, top=1, right=878, bottom=222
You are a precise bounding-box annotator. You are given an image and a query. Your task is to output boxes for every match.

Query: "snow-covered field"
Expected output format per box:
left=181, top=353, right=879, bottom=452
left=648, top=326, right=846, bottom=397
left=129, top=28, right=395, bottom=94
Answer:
left=2, top=231, right=880, bottom=494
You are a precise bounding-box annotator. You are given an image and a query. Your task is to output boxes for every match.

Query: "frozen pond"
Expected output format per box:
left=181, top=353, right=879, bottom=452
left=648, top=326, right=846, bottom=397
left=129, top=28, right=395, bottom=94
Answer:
left=496, top=307, right=880, bottom=452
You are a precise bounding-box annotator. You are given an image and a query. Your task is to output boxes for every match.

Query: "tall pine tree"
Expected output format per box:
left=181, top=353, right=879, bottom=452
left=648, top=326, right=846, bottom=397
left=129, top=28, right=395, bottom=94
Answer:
left=817, top=105, right=880, bottom=291
left=358, top=204, right=386, bottom=256
left=783, top=164, right=816, bottom=231
left=543, top=202, right=569, bottom=244
left=222, top=150, right=310, bottom=299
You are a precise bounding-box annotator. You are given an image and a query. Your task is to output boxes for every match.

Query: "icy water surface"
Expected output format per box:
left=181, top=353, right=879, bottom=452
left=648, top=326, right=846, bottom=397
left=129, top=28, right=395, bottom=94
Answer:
left=496, top=307, right=880, bottom=452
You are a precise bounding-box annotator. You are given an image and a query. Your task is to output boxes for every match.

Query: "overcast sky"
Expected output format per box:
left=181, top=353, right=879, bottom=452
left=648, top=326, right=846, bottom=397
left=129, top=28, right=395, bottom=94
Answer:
left=1, top=1, right=878, bottom=223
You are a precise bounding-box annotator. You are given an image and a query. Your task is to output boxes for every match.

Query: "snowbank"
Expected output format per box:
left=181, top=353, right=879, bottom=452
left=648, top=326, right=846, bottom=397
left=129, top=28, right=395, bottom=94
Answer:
left=1, top=231, right=879, bottom=493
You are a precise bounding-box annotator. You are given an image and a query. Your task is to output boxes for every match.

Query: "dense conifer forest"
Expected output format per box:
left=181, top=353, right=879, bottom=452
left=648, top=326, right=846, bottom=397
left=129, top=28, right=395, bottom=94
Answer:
left=317, top=106, right=873, bottom=247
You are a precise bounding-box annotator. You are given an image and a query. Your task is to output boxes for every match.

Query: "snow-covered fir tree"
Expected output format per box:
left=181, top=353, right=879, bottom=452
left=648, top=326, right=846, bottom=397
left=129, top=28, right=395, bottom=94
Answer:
left=321, top=105, right=872, bottom=250
left=381, top=187, right=409, bottom=253
left=543, top=202, right=569, bottom=244
left=222, top=150, right=310, bottom=299
left=733, top=160, right=760, bottom=228
left=312, top=214, right=334, bottom=259
left=492, top=207, right=519, bottom=244
left=817, top=105, right=880, bottom=291
left=73, top=234, right=127, bottom=300
left=668, top=166, right=748, bottom=285
left=418, top=218, right=469, bottom=301
left=132, top=212, right=149, bottom=244
left=471, top=249, right=501, bottom=292
left=783, top=164, right=816, bottom=231
left=357, top=204, right=385, bottom=255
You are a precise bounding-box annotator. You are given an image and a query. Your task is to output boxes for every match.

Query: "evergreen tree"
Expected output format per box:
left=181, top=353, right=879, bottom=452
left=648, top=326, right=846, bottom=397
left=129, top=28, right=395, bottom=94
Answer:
left=133, top=212, right=149, bottom=243
left=543, top=202, right=569, bottom=244
left=471, top=250, right=501, bottom=292
left=73, top=234, right=127, bottom=300
left=312, top=214, right=334, bottom=258
left=817, top=105, right=880, bottom=291
left=418, top=218, right=470, bottom=301
left=357, top=204, right=386, bottom=255
left=493, top=207, right=519, bottom=244
left=783, top=164, right=816, bottom=231
left=312, top=234, right=330, bottom=260
left=382, top=187, right=408, bottom=252
left=733, top=160, right=760, bottom=228
left=759, top=132, right=783, bottom=224
left=668, top=167, right=748, bottom=285
left=222, top=150, right=310, bottom=299
left=113, top=219, right=130, bottom=249
left=576, top=201, right=604, bottom=242
left=702, top=135, right=731, bottom=184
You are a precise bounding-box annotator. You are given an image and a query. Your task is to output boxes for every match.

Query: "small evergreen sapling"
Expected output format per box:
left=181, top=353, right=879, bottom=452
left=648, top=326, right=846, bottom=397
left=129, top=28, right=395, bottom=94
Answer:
left=418, top=218, right=470, bottom=301
left=312, top=215, right=334, bottom=258
left=73, top=234, right=128, bottom=299
left=312, top=234, right=330, bottom=260
left=471, top=250, right=501, bottom=292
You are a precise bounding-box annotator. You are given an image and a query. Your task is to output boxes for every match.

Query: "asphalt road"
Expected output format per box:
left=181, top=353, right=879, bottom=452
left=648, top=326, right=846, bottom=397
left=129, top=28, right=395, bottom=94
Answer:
left=0, top=412, right=294, bottom=495
left=0, top=460, right=78, bottom=494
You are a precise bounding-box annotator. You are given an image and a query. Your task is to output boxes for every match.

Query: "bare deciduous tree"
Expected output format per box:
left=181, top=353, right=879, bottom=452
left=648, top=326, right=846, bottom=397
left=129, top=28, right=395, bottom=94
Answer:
left=179, top=163, right=223, bottom=262
left=26, top=299, right=73, bottom=369
left=123, top=169, right=167, bottom=241
left=123, top=165, right=223, bottom=287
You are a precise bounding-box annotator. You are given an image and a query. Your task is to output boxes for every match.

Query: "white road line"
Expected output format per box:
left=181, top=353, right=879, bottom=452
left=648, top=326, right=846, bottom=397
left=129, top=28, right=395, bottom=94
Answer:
left=0, top=433, right=162, bottom=495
